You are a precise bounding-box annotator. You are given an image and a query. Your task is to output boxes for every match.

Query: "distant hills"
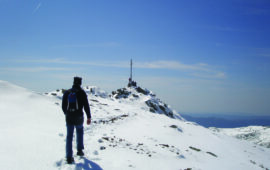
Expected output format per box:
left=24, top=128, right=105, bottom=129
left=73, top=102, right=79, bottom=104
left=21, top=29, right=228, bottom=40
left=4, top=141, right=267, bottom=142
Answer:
left=181, top=113, right=270, bottom=128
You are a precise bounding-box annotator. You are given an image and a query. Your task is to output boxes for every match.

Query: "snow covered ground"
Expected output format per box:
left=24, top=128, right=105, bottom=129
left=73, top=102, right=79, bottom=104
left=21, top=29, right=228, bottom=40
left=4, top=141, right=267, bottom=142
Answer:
left=1, top=80, right=270, bottom=170
left=210, top=126, right=270, bottom=149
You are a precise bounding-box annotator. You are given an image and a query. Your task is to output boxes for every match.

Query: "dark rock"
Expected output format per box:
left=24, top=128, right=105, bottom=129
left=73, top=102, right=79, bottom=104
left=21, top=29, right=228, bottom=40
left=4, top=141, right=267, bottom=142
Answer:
left=250, top=160, right=256, bottom=165
left=150, top=108, right=156, bottom=113
left=100, top=146, right=106, bottom=150
left=145, top=100, right=157, bottom=112
left=170, top=125, right=178, bottom=128
left=90, top=99, right=99, bottom=102
left=189, top=146, right=201, bottom=152
left=159, top=105, right=166, bottom=112
left=145, top=100, right=174, bottom=118
left=113, top=88, right=131, bottom=99
left=135, top=87, right=149, bottom=95
left=206, top=151, right=218, bottom=157
left=132, top=94, right=139, bottom=98
left=159, top=144, right=169, bottom=148
left=102, top=137, right=110, bottom=141
left=166, top=111, right=174, bottom=118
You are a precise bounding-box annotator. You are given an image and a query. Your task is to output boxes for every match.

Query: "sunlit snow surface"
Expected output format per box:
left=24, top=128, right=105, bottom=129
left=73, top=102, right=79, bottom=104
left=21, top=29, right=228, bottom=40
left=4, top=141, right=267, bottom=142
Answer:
left=0, top=80, right=269, bottom=170
left=210, top=126, right=270, bottom=149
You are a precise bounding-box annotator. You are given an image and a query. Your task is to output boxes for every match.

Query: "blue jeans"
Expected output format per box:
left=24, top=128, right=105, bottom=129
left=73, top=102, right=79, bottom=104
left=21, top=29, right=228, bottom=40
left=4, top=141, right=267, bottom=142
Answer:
left=66, top=124, right=84, bottom=158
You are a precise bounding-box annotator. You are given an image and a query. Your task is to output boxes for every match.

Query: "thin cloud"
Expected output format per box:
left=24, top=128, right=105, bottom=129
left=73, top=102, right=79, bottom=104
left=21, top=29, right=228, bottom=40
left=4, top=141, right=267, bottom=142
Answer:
left=135, top=61, right=226, bottom=79
left=201, top=25, right=239, bottom=32
left=243, top=7, right=269, bottom=16
left=134, top=61, right=210, bottom=72
left=192, top=71, right=226, bottom=79
left=33, top=2, right=42, bottom=14
left=12, top=58, right=129, bottom=68
left=258, top=54, right=270, bottom=58
left=53, top=42, right=122, bottom=48
left=12, top=58, right=226, bottom=79
left=0, top=67, right=68, bottom=72
left=201, top=24, right=255, bottom=33
left=255, top=48, right=270, bottom=58
left=13, top=59, right=211, bottom=71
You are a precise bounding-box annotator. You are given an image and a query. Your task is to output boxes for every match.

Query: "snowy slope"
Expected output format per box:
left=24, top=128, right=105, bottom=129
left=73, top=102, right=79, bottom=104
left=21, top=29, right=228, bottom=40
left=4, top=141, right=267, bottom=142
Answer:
left=0, top=80, right=65, bottom=169
left=1, top=80, right=270, bottom=170
left=210, top=126, right=270, bottom=149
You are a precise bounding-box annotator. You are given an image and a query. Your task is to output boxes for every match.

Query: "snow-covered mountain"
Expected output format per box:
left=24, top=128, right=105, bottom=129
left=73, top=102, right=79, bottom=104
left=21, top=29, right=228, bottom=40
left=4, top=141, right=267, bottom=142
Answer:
left=210, top=126, right=270, bottom=149
left=1, top=80, right=270, bottom=170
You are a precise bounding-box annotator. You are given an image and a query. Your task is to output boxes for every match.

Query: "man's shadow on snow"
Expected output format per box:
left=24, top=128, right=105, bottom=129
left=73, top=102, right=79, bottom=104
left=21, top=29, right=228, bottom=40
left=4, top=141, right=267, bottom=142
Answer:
left=75, top=157, right=102, bottom=170
left=55, top=157, right=102, bottom=170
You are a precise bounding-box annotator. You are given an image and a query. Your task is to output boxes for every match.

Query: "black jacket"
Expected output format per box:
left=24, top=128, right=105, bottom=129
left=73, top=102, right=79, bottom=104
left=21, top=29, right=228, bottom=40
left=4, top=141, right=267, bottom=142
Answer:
left=62, top=85, right=91, bottom=125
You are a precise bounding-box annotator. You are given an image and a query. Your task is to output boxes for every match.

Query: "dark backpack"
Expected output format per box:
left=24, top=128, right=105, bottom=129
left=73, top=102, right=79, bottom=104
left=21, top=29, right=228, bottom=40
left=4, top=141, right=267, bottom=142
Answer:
left=67, top=90, right=79, bottom=114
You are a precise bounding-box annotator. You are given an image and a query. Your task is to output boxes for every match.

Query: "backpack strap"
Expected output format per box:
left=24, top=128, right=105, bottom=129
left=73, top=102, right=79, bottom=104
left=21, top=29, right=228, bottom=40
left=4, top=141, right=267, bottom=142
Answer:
left=67, top=89, right=79, bottom=111
left=66, top=90, right=71, bottom=111
left=75, top=93, right=78, bottom=110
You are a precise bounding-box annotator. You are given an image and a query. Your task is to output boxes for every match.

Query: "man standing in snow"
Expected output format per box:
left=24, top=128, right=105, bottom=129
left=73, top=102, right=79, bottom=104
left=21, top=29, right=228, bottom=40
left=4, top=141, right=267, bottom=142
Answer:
left=62, top=77, right=91, bottom=164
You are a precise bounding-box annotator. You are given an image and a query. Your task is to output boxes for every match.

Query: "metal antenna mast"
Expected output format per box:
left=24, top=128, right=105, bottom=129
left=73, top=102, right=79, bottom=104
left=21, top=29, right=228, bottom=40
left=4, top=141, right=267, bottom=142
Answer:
left=130, top=59, right=133, bottom=81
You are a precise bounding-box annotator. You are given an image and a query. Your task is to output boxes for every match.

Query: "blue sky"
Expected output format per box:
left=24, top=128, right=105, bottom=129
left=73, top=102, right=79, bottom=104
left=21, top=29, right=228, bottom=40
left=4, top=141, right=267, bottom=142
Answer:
left=0, top=0, right=270, bottom=115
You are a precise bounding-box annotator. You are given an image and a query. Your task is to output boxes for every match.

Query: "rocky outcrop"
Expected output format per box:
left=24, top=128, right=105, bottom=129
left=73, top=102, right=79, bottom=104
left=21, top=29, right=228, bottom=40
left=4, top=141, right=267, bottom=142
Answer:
left=145, top=99, right=174, bottom=118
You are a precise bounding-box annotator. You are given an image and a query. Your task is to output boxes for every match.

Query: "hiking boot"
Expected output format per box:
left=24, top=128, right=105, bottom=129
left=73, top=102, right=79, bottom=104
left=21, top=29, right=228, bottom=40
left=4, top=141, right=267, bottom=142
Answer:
left=77, top=150, right=84, bottom=156
left=66, top=157, right=74, bottom=164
